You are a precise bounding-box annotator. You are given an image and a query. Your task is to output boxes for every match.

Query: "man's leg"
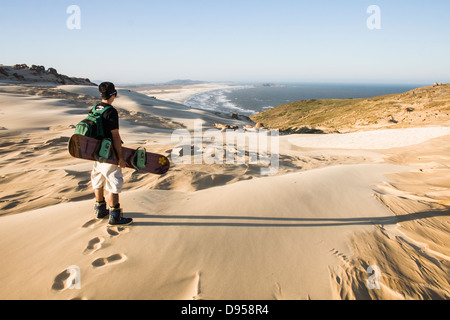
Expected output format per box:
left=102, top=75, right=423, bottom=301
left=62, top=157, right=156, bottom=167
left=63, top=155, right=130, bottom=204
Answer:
left=108, top=192, right=120, bottom=208
left=94, top=188, right=109, bottom=219
left=92, top=163, right=109, bottom=219
left=104, top=165, right=132, bottom=226
left=95, top=188, right=105, bottom=203
left=108, top=194, right=132, bottom=226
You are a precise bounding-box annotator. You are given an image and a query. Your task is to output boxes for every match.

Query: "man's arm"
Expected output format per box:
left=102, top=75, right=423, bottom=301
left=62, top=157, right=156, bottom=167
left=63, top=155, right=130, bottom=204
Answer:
left=111, top=129, right=126, bottom=168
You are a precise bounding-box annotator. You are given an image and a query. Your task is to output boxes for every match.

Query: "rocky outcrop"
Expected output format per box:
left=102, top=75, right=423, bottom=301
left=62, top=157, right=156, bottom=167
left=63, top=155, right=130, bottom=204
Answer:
left=231, top=112, right=252, bottom=122
left=0, top=67, right=8, bottom=77
left=47, top=67, right=58, bottom=75
left=287, top=126, right=326, bottom=134
left=30, top=65, right=46, bottom=73
left=0, top=64, right=96, bottom=86
left=13, top=64, right=29, bottom=70
left=214, top=123, right=239, bottom=131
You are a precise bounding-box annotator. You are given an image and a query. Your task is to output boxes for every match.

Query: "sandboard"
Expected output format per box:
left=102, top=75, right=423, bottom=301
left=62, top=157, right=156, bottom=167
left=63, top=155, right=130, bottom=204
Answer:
left=68, top=134, right=170, bottom=175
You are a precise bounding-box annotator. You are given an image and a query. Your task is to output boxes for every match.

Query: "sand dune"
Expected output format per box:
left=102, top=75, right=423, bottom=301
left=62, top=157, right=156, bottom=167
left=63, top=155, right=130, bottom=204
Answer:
left=0, top=82, right=449, bottom=300
left=0, top=163, right=407, bottom=300
left=59, top=85, right=247, bottom=132
left=287, top=127, right=450, bottom=150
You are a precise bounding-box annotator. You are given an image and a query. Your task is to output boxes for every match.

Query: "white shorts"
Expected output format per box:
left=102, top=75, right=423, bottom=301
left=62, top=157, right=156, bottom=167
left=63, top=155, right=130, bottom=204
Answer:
left=91, top=162, right=124, bottom=194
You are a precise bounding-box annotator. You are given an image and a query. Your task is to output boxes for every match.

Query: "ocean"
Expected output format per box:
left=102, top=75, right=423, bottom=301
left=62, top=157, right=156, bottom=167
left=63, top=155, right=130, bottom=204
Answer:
left=184, top=83, right=425, bottom=116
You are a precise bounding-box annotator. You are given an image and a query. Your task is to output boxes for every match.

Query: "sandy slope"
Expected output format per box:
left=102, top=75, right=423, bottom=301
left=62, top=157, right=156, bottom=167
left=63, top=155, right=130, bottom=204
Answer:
left=0, top=163, right=406, bottom=300
left=0, top=82, right=449, bottom=300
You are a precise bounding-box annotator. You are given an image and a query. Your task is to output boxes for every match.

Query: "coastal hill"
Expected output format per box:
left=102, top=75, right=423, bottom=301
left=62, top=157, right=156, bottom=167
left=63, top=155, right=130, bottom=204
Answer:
left=0, top=64, right=96, bottom=86
left=250, top=83, right=450, bottom=133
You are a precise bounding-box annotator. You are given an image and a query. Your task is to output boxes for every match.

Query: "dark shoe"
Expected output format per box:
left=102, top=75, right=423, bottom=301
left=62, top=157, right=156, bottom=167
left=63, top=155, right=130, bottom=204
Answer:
left=95, top=201, right=109, bottom=220
left=108, top=207, right=133, bottom=226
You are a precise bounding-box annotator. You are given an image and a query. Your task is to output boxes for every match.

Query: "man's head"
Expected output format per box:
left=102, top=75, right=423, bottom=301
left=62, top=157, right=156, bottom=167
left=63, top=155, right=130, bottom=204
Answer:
left=99, top=82, right=118, bottom=103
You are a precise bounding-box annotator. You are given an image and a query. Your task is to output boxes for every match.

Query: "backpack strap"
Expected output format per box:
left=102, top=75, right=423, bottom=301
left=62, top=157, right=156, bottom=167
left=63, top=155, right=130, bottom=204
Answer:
left=91, top=104, right=112, bottom=115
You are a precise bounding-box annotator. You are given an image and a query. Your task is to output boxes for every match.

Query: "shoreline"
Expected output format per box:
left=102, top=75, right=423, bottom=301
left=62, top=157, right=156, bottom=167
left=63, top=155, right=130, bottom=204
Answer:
left=183, top=85, right=255, bottom=116
left=143, top=82, right=428, bottom=118
left=133, top=82, right=239, bottom=104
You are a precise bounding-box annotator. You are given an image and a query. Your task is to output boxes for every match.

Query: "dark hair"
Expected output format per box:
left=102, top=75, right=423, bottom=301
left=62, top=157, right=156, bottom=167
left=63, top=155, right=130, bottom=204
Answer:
left=99, top=82, right=117, bottom=99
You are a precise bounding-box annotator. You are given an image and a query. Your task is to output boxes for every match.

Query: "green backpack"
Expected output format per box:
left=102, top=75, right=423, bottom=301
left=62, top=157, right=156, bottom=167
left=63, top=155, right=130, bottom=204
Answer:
left=74, top=104, right=112, bottom=139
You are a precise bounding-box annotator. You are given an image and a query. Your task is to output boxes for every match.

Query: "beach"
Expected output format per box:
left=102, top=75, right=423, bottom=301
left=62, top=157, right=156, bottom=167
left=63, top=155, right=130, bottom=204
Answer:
left=131, top=82, right=238, bottom=104
left=0, top=81, right=449, bottom=300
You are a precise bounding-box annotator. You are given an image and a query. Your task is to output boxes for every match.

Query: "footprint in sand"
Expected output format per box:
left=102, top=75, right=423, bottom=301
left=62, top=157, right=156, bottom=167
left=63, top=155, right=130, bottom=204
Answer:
left=174, top=271, right=203, bottom=300
left=330, top=248, right=351, bottom=268
left=52, top=266, right=81, bottom=292
left=83, top=237, right=105, bottom=255
left=106, top=226, right=130, bottom=237
left=92, top=253, right=127, bottom=268
left=82, top=219, right=104, bottom=229
left=273, top=282, right=283, bottom=300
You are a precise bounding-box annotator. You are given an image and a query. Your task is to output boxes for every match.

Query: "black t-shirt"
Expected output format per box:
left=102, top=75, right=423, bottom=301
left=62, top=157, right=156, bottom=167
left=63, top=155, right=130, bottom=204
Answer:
left=96, top=102, right=119, bottom=140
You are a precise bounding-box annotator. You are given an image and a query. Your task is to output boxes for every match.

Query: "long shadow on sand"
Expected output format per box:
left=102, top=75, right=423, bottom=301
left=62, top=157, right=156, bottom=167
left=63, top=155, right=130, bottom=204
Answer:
left=131, top=209, right=450, bottom=228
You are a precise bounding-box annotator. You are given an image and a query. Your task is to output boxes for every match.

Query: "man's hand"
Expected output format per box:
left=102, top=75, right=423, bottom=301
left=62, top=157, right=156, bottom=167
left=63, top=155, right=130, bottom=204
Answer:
left=118, top=158, right=127, bottom=168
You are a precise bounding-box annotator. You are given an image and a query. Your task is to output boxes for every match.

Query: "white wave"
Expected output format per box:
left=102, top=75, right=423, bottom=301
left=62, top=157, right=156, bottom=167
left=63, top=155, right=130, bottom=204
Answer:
left=184, top=86, right=256, bottom=115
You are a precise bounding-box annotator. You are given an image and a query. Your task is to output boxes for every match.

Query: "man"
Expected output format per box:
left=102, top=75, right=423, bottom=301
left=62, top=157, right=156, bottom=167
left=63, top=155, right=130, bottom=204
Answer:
left=92, top=82, right=133, bottom=226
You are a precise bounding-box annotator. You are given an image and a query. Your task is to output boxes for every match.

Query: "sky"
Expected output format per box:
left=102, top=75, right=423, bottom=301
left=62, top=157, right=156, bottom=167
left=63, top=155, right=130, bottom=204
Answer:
left=1, top=0, right=449, bottom=85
